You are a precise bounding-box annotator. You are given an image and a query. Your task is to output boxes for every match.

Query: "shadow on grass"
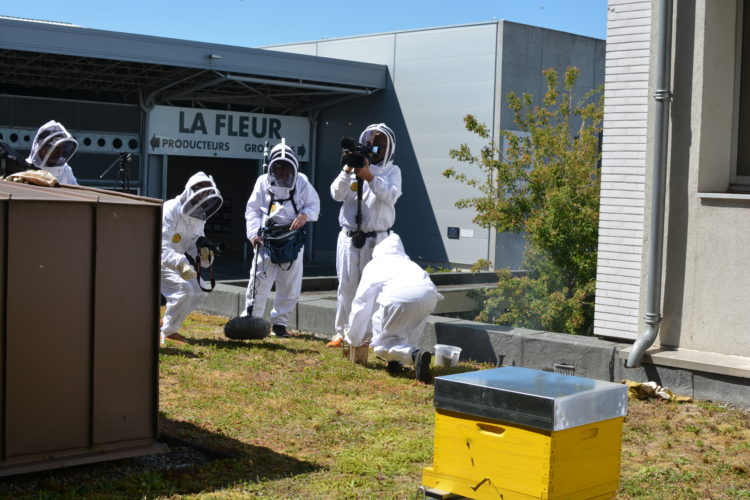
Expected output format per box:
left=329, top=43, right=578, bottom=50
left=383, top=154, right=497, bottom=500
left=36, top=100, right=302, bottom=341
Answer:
left=186, top=337, right=319, bottom=355
left=290, top=332, right=329, bottom=343
left=160, top=417, right=322, bottom=481
left=0, top=418, right=322, bottom=500
left=159, top=346, right=202, bottom=358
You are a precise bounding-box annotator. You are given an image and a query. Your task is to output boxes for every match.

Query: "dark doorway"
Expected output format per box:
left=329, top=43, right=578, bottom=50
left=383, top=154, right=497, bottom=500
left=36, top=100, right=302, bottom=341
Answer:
left=166, top=156, right=259, bottom=271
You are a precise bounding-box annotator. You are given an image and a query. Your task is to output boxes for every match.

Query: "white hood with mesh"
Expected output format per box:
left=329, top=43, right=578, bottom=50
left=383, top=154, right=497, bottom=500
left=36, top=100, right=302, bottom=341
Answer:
left=26, top=120, right=79, bottom=182
left=179, top=171, right=223, bottom=220
left=358, top=123, right=396, bottom=167
left=266, top=141, right=299, bottom=200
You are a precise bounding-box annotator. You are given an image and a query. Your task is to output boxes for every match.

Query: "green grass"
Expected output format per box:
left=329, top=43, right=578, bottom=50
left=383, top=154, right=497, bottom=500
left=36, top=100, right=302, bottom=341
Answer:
left=2, top=311, right=750, bottom=499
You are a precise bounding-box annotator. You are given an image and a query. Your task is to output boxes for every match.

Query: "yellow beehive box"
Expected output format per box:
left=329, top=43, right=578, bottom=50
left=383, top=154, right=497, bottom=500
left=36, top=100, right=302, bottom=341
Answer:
left=422, top=367, right=627, bottom=500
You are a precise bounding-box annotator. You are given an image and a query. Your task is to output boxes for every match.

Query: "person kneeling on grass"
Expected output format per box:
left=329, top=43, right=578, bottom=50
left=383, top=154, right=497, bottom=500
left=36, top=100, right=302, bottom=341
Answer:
left=344, top=233, right=443, bottom=383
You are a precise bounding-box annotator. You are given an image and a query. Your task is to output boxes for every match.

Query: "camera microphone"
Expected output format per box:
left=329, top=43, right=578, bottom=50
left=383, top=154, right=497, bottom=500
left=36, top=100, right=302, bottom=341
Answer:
left=340, top=136, right=358, bottom=150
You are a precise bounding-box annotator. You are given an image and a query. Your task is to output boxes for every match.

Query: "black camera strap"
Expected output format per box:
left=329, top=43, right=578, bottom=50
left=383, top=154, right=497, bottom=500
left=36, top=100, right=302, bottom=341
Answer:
left=347, top=174, right=369, bottom=249
left=185, top=253, right=215, bottom=293
left=265, top=187, right=299, bottom=219
left=355, top=174, right=363, bottom=231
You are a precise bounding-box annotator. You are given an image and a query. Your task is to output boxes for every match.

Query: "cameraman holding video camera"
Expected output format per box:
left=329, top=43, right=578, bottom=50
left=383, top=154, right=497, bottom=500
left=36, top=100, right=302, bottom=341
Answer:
left=327, top=123, right=402, bottom=348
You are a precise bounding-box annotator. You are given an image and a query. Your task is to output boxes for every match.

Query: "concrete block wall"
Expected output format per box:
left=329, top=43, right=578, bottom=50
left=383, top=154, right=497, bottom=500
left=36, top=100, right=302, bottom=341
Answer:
left=196, top=283, right=750, bottom=409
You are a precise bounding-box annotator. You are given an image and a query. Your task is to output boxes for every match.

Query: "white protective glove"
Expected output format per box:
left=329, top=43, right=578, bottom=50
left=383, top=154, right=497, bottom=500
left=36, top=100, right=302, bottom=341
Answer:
left=179, top=262, right=197, bottom=281
left=199, top=247, right=214, bottom=262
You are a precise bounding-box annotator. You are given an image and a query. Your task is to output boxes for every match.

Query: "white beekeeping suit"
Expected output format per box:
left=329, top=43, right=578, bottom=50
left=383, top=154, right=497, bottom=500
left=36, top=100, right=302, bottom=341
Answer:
left=329, top=123, right=401, bottom=346
left=345, top=233, right=442, bottom=381
left=160, top=172, right=223, bottom=343
left=243, top=141, right=320, bottom=337
left=26, top=120, right=79, bottom=185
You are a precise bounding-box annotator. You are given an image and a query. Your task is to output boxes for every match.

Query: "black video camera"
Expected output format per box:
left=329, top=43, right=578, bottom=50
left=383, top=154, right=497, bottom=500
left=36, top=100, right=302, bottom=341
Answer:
left=196, top=236, right=225, bottom=257
left=340, top=136, right=375, bottom=169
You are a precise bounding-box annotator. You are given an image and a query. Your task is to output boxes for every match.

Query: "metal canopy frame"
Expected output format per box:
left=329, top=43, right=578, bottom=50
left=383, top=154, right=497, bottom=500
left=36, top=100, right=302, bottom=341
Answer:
left=0, top=17, right=386, bottom=115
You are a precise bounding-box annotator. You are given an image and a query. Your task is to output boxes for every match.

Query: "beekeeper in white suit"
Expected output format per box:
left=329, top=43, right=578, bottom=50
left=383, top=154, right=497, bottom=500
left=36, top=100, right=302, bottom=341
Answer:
left=345, top=233, right=443, bottom=383
left=242, top=141, right=320, bottom=338
left=328, top=123, right=402, bottom=348
left=161, top=172, right=223, bottom=344
left=26, top=120, right=79, bottom=184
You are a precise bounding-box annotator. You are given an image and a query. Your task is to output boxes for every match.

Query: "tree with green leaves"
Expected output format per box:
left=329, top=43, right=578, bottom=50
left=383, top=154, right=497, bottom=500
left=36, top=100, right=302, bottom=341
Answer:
left=443, top=67, right=603, bottom=335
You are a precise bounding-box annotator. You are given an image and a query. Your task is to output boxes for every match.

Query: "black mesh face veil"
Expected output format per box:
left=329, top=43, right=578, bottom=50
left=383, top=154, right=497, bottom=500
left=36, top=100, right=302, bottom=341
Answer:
left=358, top=123, right=396, bottom=166
left=38, top=135, right=77, bottom=168
left=183, top=178, right=223, bottom=220
left=269, top=160, right=295, bottom=188
left=267, top=141, right=299, bottom=190
left=28, top=121, right=79, bottom=169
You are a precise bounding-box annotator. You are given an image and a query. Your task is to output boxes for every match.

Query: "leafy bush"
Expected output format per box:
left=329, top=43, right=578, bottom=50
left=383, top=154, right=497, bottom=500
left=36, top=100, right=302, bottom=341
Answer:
left=445, top=67, right=603, bottom=335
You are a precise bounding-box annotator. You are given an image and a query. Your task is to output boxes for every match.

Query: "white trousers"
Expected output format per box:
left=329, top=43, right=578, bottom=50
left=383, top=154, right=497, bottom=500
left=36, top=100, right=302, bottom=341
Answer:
left=371, top=297, right=439, bottom=365
left=243, top=247, right=304, bottom=327
left=333, top=230, right=389, bottom=340
left=161, top=267, right=205, bottom=335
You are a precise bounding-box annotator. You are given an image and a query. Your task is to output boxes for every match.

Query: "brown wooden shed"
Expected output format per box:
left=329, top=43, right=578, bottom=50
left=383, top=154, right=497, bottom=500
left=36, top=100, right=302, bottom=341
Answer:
left=0, top=181, right=163, bottom=476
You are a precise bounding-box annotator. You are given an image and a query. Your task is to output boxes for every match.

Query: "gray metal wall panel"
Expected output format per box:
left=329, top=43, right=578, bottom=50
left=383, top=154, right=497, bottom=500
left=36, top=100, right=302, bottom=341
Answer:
left=250, top=22, right=605, bottom=268
left=499, top=22, right=606, bottom=130
left=266, top=44, right=318, bottom=56
left=392, top=25, right=498, bottom=265
left=312, top=36, right=396, bottom=71
left=496, top=22, right=605, bottom=269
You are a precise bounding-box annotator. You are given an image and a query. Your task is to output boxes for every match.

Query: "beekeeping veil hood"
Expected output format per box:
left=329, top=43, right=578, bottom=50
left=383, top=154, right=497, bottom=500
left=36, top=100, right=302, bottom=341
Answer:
left=358, top=123, right=396, bottom=166
left=267, top=140, right=299, bottom=199
left=372, top=232, right=408, bottom=260
left=179, top=172, right=223, bottom=220
left=27, top=120, right=78, bottom=170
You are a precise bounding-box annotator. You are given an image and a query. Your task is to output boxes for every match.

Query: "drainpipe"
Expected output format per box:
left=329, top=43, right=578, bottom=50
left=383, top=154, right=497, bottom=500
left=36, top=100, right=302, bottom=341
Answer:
left=626, top=0, right=673, bottom=368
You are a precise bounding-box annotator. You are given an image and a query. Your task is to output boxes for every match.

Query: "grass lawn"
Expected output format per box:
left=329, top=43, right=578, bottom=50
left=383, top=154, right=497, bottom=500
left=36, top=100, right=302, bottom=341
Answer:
left=2, top=311, right=750, bottom=499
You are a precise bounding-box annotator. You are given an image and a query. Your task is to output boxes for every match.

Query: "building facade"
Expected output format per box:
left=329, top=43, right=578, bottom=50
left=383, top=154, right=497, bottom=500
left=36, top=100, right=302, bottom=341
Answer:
left=597, top=1, right=750, bottom=374
left=268, top=21, right=604, bottom=269
left=1, top=17, right=604, bottom=271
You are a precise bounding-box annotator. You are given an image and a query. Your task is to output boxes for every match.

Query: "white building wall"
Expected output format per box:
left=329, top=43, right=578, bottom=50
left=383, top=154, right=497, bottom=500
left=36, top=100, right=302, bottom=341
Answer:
left=266, top=25, right=499, bottom=266
left=594, top=0, right=652, bottom=340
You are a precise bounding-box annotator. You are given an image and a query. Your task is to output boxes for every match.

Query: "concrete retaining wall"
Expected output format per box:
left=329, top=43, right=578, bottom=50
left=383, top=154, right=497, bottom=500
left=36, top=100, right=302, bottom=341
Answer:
left=197, top=283, right=750, bottom=408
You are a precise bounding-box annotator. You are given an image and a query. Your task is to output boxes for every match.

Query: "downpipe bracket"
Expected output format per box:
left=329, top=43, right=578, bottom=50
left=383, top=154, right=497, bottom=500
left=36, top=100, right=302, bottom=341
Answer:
left=643, top=312, right=662, bottom=326
left=653, top=89, right=672, bottom=102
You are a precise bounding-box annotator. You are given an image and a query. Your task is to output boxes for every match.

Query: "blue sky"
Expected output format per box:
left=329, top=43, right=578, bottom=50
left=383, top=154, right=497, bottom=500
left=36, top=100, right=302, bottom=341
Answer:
left=1, top=1, right=607, bottom=47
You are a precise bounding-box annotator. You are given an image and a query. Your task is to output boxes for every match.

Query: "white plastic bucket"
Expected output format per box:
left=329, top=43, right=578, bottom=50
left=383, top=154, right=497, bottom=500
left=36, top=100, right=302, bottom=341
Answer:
left=434, top=344, right=462, bottom=368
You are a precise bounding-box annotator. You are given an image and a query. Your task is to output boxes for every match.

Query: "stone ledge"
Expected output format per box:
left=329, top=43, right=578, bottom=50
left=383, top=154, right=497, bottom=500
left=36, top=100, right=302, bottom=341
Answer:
left=617, top=346, right=750, bottom=378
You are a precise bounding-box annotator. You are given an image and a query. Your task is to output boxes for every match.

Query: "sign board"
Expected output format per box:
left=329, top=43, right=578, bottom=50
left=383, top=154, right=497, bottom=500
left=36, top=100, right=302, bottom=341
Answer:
left=147, top=106, right=310, bottom=160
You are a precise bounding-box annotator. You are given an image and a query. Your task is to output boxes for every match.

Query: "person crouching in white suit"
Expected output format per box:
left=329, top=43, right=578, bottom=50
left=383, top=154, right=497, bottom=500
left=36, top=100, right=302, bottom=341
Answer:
left=160, top=172, right=223, bottom=344
left=345, top=233, right=443, bottom=383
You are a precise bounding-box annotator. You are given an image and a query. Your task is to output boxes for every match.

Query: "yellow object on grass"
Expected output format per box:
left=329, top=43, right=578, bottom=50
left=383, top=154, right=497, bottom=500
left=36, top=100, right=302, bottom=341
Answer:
left=422, top=367, right=627, bottom=500
left=422, top=408, right=623, bottom=500
left=624, top=380, right=692, bottom=402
